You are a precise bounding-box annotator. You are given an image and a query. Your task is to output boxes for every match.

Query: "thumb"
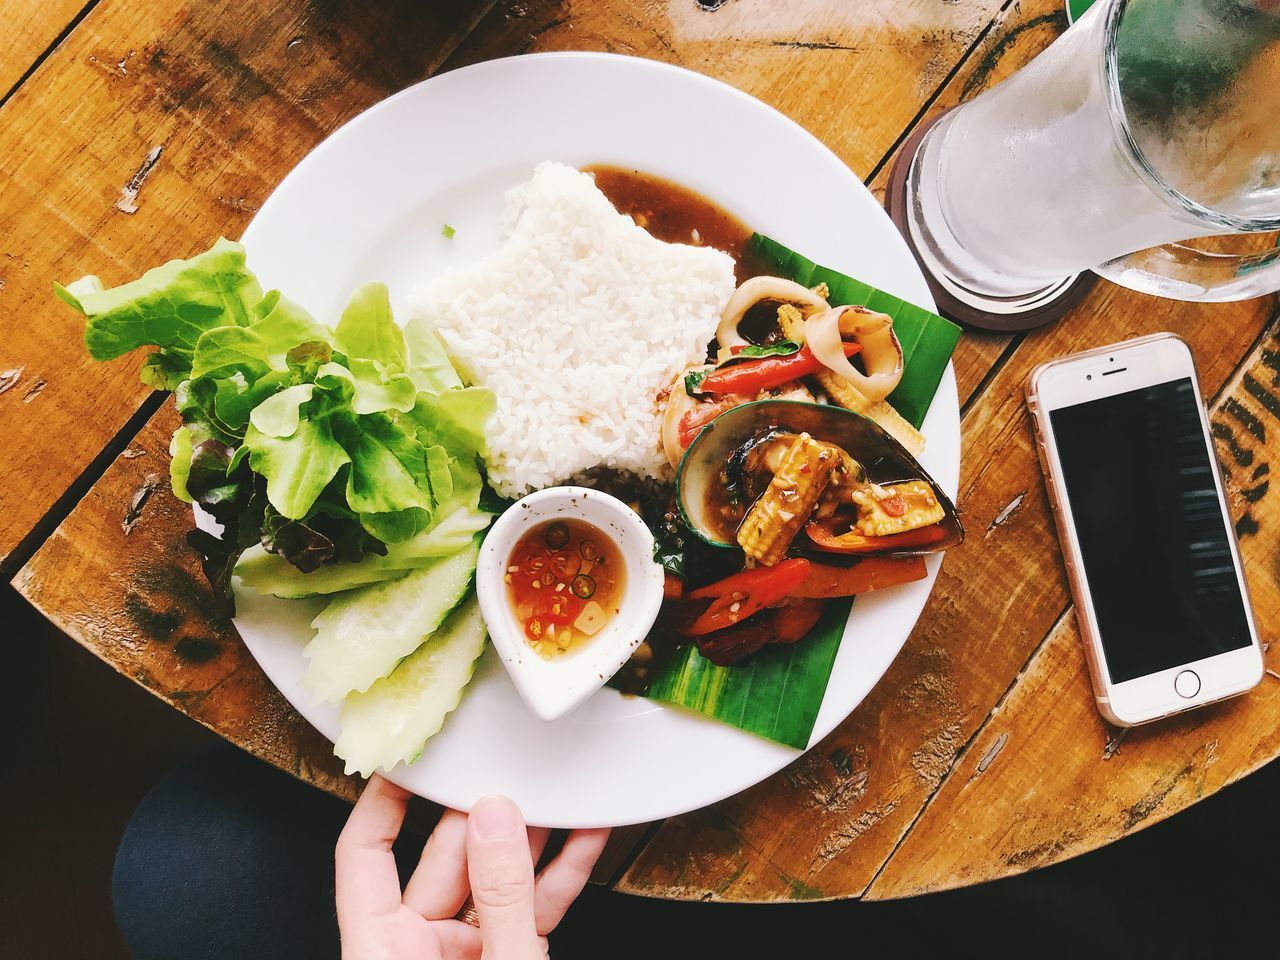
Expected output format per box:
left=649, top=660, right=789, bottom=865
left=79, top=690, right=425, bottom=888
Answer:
left=466, top=795, right=541, bottom=959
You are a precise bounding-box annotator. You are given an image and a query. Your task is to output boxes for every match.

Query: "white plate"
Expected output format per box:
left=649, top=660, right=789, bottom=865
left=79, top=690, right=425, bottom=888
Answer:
left=232, top=53, right=959, bottom=828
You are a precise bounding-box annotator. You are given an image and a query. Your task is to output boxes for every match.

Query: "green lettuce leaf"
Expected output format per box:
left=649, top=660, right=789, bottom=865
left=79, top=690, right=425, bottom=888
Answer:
left=245, top=417, right=351, bottom=520
left=248, top=383, right=316, bottom=438
left=404, top=316, right=463, bottom=392
left=58, top=237, right=261, bottom=367
left=235, top=501, right=493, bottom=598
left=60, top=238, right=495, bottom=600
left=249, top=292, right=334, bottom=355
left=169, top=426, right=195, bottom=503
left=212, top=368, right=294, bottom=435
left=335, top=282, right=407, bottom=370
left=190, top=326, right=273, bottom=382
left=334, top=412, right=436, bottom=518
left=316, top=360, right=418, bottom=416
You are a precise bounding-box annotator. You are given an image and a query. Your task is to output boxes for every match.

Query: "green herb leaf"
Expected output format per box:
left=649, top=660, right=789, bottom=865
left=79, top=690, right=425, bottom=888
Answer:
left=441, top=223, right=457, bottom=239
left=737, top=339, right=800, bottom=359
left=684, top=369, right=707, bottom=395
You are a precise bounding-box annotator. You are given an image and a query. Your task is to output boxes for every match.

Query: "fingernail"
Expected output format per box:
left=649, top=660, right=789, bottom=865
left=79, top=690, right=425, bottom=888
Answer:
left=472, top=795, right=521, bottom=839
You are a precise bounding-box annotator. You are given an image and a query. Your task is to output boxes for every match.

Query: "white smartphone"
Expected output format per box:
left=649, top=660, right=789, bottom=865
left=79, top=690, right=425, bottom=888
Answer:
left=1027, top=332, right=1263, bottom=727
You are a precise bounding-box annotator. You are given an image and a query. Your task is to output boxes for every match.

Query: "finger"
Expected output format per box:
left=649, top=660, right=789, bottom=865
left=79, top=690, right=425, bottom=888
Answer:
left=431, top=919, right=483, bottom=960
left=335, top=775, right=411, bottom=921
left=402, top=817, right=549, bottom=921
left=533, top=828, right=610, bottom=935
left=527, top=826, right=551, bottom=868
left=466, top=795, right=540, bottom=958
left=402, top=809, right=470, bottom=919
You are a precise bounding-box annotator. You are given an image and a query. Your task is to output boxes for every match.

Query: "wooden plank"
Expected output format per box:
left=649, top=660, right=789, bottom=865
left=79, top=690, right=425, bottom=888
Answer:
left=0, top=0, right=495, bottom=571
left=12, top=400, right=358, bottom=801
left=445, top=0, right=1008, bottom=181
left=868, top=321, right=1280, bottom=897
left=0, top=0, right=86, bottom=98
left=616, top=0, right=1280, bottom=900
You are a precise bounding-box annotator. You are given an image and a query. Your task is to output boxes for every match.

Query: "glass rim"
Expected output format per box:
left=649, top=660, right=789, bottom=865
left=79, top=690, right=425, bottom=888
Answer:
left=1101, top=0, right=1280, bottom=233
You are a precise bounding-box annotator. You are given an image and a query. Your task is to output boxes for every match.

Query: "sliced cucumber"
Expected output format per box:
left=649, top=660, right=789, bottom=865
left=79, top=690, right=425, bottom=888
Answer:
left=302, top=537, right=480, bottom=703
left=335, top=593, right=487, bottom=777
left=235, top=503, right=492, bottom=599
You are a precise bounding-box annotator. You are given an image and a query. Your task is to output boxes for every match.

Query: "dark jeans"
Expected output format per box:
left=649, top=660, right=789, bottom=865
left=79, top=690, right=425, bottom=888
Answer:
left=114, top=746, right=1276, bottom=960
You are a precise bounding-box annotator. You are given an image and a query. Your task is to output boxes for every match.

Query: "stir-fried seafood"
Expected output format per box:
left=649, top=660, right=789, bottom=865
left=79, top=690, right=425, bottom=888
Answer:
left=669, top=274, right=924, bottom=455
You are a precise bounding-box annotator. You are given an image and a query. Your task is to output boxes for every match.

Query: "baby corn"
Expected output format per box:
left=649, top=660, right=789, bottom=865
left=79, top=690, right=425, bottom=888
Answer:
left=737, top=432, right=837, bottom=566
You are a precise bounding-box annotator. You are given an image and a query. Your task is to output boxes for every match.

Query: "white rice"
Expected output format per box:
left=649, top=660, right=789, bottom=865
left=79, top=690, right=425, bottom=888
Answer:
left=410, top=161, right=737, bottom=498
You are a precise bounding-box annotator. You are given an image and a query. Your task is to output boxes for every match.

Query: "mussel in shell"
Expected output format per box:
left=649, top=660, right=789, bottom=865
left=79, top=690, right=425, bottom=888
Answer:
left=675, top=399, right=963, bottom=560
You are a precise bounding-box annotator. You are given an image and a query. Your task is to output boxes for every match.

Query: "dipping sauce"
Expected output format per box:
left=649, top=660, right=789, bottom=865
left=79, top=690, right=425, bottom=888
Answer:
left=505, top=519, right=626, bottom=659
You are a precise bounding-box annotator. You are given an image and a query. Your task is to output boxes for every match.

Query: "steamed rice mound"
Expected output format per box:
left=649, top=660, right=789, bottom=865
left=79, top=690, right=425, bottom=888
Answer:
left=410, top=161, right=736, bottom=498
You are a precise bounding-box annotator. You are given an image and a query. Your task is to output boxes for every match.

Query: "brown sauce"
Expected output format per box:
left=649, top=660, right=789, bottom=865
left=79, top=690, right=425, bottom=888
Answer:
left=585, top=165, right=770, bottom=282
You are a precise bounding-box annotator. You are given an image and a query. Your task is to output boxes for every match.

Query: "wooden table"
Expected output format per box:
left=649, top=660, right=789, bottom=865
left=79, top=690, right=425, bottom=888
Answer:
left=6, top=0, right=1278, bottom=902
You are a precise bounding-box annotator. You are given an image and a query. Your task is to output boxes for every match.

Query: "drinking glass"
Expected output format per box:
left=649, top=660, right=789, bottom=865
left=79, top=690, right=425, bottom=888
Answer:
left=900, top=0, right=1280, bottom=325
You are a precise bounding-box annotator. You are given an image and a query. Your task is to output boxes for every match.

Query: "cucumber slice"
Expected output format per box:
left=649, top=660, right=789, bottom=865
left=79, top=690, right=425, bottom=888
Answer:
left=235, top=504, right=492, bottom=599
left=335, top=594, right=487, bottom=777
left=302, top=537, right=480, bottom=703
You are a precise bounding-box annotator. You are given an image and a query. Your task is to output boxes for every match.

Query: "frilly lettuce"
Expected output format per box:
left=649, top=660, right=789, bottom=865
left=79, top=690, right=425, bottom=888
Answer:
left=57, top=238, right=493, bottom=609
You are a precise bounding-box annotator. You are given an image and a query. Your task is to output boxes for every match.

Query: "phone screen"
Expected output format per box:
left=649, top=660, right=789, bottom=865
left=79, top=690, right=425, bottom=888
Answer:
left=1049, top=377, right=1252, bottom=683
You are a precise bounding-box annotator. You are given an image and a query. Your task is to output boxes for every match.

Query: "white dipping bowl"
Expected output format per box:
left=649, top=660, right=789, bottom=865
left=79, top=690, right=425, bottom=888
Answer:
left=476, top=486, right=665, bottom=722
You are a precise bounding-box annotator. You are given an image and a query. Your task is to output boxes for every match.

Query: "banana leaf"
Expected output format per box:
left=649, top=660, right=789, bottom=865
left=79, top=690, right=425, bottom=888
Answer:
left=643, top=233, right=961, bottom=749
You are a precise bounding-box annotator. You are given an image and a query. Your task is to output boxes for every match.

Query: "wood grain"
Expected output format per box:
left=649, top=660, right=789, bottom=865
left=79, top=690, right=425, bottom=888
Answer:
left=12, top=400, right=358, bottom=800
left=615, top=0, right=1280, bottom=901
left=445, top=0, right=1008, bottom=181
left=0, top=0, right=495, bottom=570
left=868, top=320, right=1280, bottom=897
left=0, top=0, right=87, bottom=99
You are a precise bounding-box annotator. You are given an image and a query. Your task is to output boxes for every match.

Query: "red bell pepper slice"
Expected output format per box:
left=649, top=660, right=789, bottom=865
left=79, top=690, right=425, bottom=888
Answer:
left=699, top=342, right=861, bottom=395
left=805, top=519, right=947, bottom=555
left=682, top=558, right=810, bottom=637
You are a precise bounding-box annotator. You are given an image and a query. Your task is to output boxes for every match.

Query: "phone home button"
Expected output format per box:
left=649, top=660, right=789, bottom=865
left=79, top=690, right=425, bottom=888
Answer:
left=1174, top=670, right=1201, bottom=699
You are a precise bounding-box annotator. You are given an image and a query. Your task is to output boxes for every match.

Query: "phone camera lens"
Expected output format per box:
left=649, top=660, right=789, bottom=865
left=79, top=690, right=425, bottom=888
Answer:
left=1087, top=374, right=1093, bottom=381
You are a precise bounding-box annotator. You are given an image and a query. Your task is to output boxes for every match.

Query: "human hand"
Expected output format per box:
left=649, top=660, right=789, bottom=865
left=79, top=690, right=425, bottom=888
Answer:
left=336, top=775, right=610, bottom=960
